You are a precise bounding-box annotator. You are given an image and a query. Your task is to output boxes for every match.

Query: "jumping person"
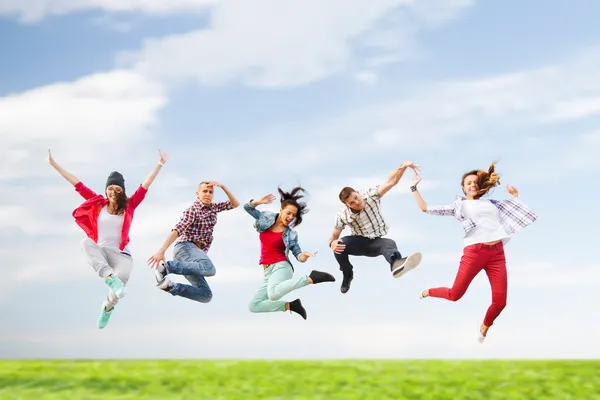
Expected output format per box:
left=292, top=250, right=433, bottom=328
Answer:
left=410, top=162, right=537, bottom=342
left=47, top=148, right=168, bottom=329
left=244, top=187, right=335, bottom=320
left=147, top=181, right=239, bottom=303
left=328, top=160, right=423, bottom=294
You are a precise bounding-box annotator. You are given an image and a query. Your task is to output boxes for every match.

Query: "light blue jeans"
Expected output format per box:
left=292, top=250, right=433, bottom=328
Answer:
left=248, top=261, right=309, bottom=313
left=165, top=241, right=215, bottom=303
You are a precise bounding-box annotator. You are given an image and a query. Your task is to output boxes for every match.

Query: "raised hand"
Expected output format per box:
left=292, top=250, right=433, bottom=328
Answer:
left=506, top=184, right=518, bottom=197
left=258, top=193, right=276, bottom=205
left=299, top=251, right=318, bottom=262
left=47, top=149, right=56, bottom=166
left=207, top=180, right=224, bottom=189
left=399, top=160, right=421, bottom=173
left=158, top=149, right=169, bottom=165
left=412, top=173, right=422, bottom=186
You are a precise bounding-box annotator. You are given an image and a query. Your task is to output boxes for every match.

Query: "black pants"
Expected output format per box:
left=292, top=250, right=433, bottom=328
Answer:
left=334, top=235, right=401, bottom=275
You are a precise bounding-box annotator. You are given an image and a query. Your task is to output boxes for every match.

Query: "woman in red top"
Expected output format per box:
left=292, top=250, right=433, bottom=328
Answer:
left=48, top=149, right=168, bottom=329
left=244, top=187, right=336, bottom=319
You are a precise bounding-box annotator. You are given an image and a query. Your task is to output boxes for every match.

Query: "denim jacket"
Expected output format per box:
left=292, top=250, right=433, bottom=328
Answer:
left=243, top=201, right=303, bottom=268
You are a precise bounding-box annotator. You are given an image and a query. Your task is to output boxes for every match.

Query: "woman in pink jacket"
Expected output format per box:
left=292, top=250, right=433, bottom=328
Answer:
left=48, top=149, right=168, bottom=329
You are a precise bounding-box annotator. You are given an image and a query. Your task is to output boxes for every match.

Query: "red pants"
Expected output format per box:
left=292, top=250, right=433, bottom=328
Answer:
left=428, top=242, right=507, bottom=327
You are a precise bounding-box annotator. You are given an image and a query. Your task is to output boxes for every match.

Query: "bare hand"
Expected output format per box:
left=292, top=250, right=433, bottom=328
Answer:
left=158, top=149, right=169, bottom=165
left=47, top=149, right=56, bottom=166
left=506, top=184, right=518, bottom=197
left=330, top=239, right=346, bottom=254
left=399, top=160, right=421, bottom=173
left=258, top=193, right=276, bottom=205
left=299, top=251, right=318, bottom=262
left=207, top=180, right=224, bottom=189
left=147, top=250, right=166, bottom=269
left=412, top=173, right=422, bottom=186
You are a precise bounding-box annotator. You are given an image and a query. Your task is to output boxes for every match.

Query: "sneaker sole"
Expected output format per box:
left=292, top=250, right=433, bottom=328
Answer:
left=393, top=252, right=423, bottom=278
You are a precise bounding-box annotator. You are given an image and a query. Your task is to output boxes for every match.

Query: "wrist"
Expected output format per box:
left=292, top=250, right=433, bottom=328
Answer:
left=158, top=161, right=164, bottom=166
left=410, top=185, right=417, bottom=192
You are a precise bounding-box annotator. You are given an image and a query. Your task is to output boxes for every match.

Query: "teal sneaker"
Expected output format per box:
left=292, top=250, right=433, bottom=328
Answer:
left=104, top=274, right=126, bottom=298
left=97, top=303, right=114, bottom=329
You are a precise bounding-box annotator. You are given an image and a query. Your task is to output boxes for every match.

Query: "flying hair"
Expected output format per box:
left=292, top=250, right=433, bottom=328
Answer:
left=278, top=186, right=309, bottom=227
left=461, top=161, right=500, bottom=199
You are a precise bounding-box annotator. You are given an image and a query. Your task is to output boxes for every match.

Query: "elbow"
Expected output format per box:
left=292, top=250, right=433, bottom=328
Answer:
left=420, top=207, right=427, bottom=213
left=231, top=201, right=240, bottom=208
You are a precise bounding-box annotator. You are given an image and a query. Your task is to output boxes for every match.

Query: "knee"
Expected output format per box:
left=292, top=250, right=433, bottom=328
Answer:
left=202, top=289, right=213, bottom=303
left=267, top=289, right=282, bottom=301
left=205, top=263, right=216, bottom=277
left=80, top=237, right=94, bottom=248
left=448, top=292, right=464, bottom=302
left=493, top=297, right=507, bottom=309
left=248, top=301, right=260, bottom=313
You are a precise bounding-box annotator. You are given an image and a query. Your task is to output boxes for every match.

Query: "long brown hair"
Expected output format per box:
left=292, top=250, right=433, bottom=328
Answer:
left=461, top=162, right=500, bottom=199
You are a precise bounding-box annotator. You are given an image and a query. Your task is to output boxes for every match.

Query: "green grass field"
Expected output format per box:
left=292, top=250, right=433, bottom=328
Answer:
left=1, top=360, right=598, bottom=399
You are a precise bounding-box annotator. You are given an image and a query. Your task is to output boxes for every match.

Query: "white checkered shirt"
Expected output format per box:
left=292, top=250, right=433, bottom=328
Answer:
left=426, top=196, right=537, bottom=239
left=334, top=186, right=388, bottom=238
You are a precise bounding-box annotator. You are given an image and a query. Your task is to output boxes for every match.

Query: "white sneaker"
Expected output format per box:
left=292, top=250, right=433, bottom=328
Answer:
left=154, top=261, right=167, bottom=284
left=157, top=276, right=173, bottom=292
left=392, top=252, right=423, bottom=278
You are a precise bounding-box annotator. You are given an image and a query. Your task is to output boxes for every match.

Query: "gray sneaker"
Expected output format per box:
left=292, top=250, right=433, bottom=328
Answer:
left=392, top=252, right=423, bottom=278
left=154, top=261, right=168, bottom=284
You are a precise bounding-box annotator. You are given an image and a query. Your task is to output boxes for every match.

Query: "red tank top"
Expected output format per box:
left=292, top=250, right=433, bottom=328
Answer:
left=259, top=229, right=287, bottom=265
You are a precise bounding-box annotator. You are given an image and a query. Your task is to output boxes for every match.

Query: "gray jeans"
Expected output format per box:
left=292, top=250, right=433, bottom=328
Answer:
left=81, top=238, right=134, bottom=306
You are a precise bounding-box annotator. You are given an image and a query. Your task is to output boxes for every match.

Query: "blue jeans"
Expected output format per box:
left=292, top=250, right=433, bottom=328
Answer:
left=165, top=241, right=215, bottom=303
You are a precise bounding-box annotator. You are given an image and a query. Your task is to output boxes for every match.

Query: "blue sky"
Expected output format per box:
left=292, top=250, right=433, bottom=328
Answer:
left=1, top=0, right=600, bottom=359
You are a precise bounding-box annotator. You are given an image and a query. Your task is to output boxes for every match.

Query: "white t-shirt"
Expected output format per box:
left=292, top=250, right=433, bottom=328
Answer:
left=97, top=206, right=130, bottom=254
left=460, top=200, right=509, bottom=246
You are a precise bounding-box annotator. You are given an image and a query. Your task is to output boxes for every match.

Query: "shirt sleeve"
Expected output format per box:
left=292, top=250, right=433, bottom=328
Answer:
left=74, top=182, right=98, bottom=200
left=127, top=184, right=148, bottom=209
left=366, top=186, right=380, bottom=200
left=494, top=198, right=538, bottom=234
left=213, top=201, right=233, bottom=213
left=334, top=212, right=346, bottom=230
left=173, top=206, right=197, bottom=235
left=425, top=204, right=456, bottom=217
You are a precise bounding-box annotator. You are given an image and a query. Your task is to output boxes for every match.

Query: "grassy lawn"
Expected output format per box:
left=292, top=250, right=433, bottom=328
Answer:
left=1, top=360, right=598, bottom=399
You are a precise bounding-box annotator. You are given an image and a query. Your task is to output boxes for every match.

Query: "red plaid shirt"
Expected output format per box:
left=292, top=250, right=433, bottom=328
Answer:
left=173, top=200, right=233, bottom=252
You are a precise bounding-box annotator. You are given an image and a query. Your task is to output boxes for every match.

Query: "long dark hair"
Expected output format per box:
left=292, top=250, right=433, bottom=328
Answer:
left=278, top=186, right=309, bottom=227
left=115, top=191, right=128, bottom=215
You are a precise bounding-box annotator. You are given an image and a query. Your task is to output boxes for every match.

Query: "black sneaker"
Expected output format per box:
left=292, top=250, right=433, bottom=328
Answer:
left=309, top=270, right=336, bottom=284
left=340, top=271, right=353, bottom=294
left=289, top=299, right=307, bottom=320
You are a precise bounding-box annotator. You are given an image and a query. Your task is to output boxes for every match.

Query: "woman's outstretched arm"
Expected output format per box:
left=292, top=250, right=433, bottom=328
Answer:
left=47, top=149, right=80, bottom=186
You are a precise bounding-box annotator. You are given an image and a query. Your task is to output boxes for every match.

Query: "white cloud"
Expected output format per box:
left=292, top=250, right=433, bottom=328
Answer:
left=121, top=0, right=474, bottom=88
left=0, top=0, right=218, bottom=23
left=0, top=69, right=167, bottom=181
left=354, top=71, right=379, bottom=85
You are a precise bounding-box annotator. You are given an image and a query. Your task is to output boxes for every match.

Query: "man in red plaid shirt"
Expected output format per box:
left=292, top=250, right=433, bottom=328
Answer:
left=147, top=181, right=239, bottom=303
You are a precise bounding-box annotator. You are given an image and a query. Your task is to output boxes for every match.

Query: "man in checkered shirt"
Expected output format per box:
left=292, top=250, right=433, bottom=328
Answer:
left=328, top=160, right=424, bottom=294
left=148, top=181, right=239, bottom=303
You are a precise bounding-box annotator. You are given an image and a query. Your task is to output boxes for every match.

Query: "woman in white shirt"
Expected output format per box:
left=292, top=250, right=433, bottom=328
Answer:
left=48, top=149, right=168, bottom=329
left=410, top=162, right=537, bottom=342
